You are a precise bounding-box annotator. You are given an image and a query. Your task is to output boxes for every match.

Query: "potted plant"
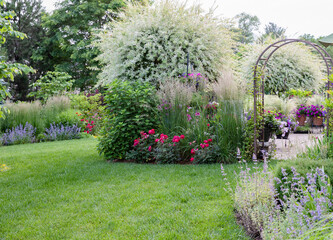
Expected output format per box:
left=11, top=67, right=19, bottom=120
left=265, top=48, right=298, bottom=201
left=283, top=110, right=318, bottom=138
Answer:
left=295, top=104, right=308, bottom=126
left=307, top=104, right=325, bottom=126
left=261, top=110, right=279, bottom=142
left=274, top=113, right=297, bottom=139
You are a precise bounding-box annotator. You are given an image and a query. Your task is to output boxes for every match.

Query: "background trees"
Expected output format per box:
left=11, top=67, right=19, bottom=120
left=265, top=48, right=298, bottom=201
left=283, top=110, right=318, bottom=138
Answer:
left=32, top=0, right=146, bottom=89
left=0, top=0, right=33, bottom=117
left=3, top=0, right=45, bottom=100
left=235, top=12, right=260, bottom=44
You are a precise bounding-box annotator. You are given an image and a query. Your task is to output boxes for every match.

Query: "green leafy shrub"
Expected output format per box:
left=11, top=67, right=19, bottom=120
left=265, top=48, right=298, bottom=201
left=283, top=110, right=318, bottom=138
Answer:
left=70, top=91, right=104, bottom=135
left=98, top=80, right=160, bottom=160
left=242, top=39, right=324, bottom=94
left=95, top=0, right=235, bottom=86
left=28, top=71, right=73, bottom=101
left=54, top=109, right=82, bottom=127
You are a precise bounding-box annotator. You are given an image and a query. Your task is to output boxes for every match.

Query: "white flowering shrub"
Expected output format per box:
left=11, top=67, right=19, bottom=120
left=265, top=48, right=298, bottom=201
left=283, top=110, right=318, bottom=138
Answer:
left=95, top=0, right=235, bottom=85
left=241, top=39, right=325, bottom=94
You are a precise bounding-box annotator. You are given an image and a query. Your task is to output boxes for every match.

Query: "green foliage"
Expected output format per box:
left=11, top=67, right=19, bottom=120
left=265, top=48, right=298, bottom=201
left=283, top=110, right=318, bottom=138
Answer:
left=0, top=0, right=34, bottom=117
left=70, top=92, right=105, bottom=135
left=96, top=0, right=235, bottom=86
left=235, top=12, right=260, bottom=44
left=98, top=79, right=160, bottom=160
left=155, top=77, right=244, bottom=164
left=3, top=0, right=45, bottom=100
left=262, top=22, right=286, bottom=39
left=242, top=40, right=324, bottom=95
left=0, top=96, right=71, bottom=134
left=54, top=109, right=82, bottom=127
left=28, top=71, right=73, bottom=101
left=32, top=0, right=144, bottom=89
left=286, top=88, right=313, bottom=98
left=213, top=101, right=245, bottom=163
left=274, top=158, right=333, bottom=199
left=298, top=214, right=333, bottom=240
left=126, top=131, right=156, bottom=163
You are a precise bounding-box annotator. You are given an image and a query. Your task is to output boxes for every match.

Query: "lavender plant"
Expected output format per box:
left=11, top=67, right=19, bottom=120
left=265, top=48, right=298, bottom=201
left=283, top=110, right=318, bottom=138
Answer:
left=44, top=123, right=81, bottom=141
left=222, top=149, right=333, bottom=240
left=263, top=167, right=333, bottom=239
left=1, top=122, right=36, bottom=145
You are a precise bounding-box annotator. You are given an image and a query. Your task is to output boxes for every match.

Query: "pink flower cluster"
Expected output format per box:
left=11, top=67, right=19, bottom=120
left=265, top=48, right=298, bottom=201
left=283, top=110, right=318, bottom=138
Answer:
left=81, top=119, right=95, bottom=134
left=190, top=138, right=213, bottom=162
left=200, top=139, right=212, bottom=148
left=172, top=135, right=185, bottom=143
left=155, top=133, right=169, bottom=143
left=133, top=129, right=156, bottom=146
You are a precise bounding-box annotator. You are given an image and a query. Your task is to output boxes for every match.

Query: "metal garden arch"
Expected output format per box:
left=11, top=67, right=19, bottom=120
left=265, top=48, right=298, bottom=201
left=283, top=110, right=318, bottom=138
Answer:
left=253, top=39, right=333, bottom=155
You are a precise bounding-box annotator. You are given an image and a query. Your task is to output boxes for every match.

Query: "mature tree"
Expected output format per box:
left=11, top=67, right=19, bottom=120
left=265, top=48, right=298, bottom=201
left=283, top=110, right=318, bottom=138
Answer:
left=0, top=0, right=33, bottom=117
left=242, top=40, right=324, bottom=94
left=3, top=0, right=45, bottom=100
left=96, top=0, right=236, bottom=86
left=235, top=12, right=260, bottom=44
left=32, top=0, right=147, bottom=89
left=263, top=22, right=286, bottom=39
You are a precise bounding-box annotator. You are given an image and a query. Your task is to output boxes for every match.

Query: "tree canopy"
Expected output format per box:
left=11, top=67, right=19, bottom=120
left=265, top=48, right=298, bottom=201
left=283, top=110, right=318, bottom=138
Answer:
left=3, top=0, right=45, bottom=100
left=235, top=12, right=260, bottom=44
left=32, top=0, right=146, bottom=89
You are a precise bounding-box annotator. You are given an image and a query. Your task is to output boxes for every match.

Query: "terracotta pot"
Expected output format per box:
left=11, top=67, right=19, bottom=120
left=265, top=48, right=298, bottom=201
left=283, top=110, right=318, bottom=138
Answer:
left=297, top=114, right=306, bottom=126
left=312, top=116, right=323, bottom=126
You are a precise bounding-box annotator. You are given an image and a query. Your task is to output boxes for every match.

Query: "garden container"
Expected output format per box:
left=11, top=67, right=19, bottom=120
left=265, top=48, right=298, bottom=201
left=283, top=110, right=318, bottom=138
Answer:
left=297, top=114, right=306, bottom=126
left=312, top=116, right=323, bottom=126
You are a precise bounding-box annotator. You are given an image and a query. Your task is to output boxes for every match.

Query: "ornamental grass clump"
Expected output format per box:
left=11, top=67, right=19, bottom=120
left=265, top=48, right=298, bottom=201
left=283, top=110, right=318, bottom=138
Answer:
left=44, top=123, right=81, bottom=141
left=1, top=122, right=36, bottom=145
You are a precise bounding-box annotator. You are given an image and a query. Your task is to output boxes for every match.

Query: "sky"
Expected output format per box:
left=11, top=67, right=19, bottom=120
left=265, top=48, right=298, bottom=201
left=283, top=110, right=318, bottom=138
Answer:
left=42, top=0, right=333, bottom=38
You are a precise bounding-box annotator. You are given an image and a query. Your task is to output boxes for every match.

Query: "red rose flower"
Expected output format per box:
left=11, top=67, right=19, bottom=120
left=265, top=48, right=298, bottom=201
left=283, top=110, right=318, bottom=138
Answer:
left=180, top=135, right=185, bottom=139
left=148, top=129, right=155, bottom=135
left=191, top=149, right=195, bottom=154
left=190, top=157, right=194, bottom=162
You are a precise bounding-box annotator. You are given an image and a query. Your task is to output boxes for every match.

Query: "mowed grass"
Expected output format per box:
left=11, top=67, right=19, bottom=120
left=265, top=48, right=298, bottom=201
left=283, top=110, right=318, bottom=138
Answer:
left=0, top=138, right=249, bottom=240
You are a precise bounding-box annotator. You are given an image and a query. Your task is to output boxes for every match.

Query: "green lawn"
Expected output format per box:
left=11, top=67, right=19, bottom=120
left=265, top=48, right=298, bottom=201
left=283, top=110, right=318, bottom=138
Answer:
left=0, top=138, right=249, bottom=239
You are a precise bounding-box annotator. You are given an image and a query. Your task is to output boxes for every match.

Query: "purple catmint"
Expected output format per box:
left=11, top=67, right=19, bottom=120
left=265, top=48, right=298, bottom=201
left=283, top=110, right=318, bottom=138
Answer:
left=44, top=123, right=81, bottom=141
left=1, top=122, right=36, bottom=145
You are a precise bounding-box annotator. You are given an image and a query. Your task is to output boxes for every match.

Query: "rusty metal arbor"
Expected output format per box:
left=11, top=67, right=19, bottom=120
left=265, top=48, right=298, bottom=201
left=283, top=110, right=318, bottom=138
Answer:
left=253, top=39, right=333, bottom=155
